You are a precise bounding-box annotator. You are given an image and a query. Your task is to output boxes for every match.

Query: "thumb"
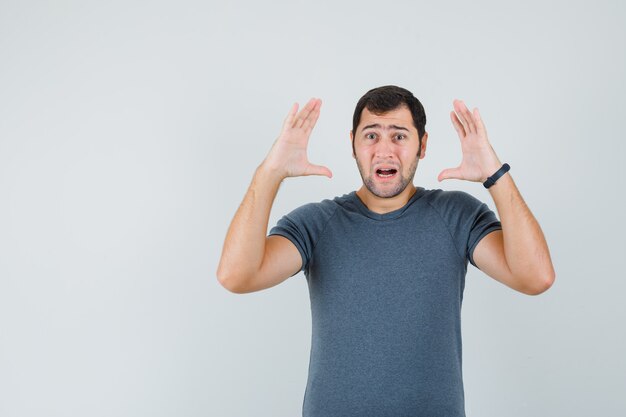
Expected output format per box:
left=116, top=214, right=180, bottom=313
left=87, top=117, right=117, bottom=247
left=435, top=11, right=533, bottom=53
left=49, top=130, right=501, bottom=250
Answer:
left=305, top=163, right=333, bottom=178
left=438, top=167, right=462, bottom=182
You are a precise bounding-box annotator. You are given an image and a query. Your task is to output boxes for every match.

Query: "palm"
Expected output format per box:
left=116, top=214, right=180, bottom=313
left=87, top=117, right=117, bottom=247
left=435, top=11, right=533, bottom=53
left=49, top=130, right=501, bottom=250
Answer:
left=438, top=100, right=501, bottom=183
left=265, top=98, right=332, bottom=179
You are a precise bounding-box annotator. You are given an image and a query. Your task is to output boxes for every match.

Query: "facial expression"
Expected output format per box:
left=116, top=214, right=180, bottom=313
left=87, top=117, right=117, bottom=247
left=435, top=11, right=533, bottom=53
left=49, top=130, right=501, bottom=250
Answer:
left=351, top=106, right=427, bottom=199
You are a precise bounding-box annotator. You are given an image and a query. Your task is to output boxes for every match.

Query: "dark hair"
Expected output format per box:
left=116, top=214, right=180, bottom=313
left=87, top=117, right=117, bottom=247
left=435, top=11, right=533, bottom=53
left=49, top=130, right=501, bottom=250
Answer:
left=351, top=85, right=427, bottom=155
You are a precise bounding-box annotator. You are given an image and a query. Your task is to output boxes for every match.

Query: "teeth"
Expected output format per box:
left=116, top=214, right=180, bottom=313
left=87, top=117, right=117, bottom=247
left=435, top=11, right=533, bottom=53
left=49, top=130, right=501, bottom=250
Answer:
left=377, top=168, right=396, bottom=178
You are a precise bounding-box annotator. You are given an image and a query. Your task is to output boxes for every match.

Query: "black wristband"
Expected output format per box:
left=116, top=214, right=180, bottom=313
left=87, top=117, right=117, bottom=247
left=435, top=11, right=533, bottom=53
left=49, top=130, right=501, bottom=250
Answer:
left=483, top=163, right=510, bottom=189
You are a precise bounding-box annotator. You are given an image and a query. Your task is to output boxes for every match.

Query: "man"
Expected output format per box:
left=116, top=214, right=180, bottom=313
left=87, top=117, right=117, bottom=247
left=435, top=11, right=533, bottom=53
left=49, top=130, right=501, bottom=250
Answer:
left=217, top=86, right=555, bottom=416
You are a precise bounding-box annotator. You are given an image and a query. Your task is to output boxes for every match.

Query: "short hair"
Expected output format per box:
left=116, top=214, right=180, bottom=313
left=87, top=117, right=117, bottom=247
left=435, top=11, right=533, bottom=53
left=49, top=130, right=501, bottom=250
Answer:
left=352, top=85, right=427, bottom=141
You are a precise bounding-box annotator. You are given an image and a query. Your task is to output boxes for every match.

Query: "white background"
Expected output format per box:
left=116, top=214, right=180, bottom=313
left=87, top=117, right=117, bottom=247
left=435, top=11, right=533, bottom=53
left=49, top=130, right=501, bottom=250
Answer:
left=1, top=0, right=625, bottom=416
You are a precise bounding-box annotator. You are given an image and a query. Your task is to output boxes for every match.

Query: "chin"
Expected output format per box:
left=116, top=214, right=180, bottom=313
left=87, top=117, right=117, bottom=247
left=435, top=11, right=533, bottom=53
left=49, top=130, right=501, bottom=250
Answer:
left=364, top=179, right=407, bottom=199
left=356, top=157, right=417, bottom=199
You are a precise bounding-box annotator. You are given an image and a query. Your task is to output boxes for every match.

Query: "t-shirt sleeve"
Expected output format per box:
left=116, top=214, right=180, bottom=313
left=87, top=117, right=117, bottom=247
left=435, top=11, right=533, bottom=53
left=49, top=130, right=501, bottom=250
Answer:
left=429, top=190, right=502, bottom=268
left=466, top=200, right=502, bottom=268
left=268, top=201, right=337, bottom=275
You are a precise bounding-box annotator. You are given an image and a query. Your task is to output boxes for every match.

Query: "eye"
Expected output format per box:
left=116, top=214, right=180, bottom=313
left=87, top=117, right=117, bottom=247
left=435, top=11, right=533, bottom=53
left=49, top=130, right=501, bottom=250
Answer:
left=395, top=133, right=406, bottom=141
left=365, top=132, right=377, bottom=140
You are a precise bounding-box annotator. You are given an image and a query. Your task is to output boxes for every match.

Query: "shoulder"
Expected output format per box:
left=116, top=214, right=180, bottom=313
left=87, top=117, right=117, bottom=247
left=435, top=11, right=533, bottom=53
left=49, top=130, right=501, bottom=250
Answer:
left=280, top=193, right=350, bottom=225
left=421, top=188, right=484, bottom=212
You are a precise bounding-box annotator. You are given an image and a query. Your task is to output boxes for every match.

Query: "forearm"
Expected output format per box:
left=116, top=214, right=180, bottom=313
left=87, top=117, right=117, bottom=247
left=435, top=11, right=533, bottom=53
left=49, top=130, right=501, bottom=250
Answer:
left=216, top=163, right=283, bottom=287
left=488, top=172, right=555, bottom=287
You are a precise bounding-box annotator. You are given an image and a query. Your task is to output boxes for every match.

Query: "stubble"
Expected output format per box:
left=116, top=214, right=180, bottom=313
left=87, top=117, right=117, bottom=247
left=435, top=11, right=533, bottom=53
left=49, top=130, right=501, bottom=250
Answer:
left=355, top=156, right=419, bottom=199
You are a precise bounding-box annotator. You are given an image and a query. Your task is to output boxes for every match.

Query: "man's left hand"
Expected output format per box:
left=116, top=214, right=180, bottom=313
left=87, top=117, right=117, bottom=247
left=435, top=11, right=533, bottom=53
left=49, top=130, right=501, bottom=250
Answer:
left=438, top=99, right=503, bottom=183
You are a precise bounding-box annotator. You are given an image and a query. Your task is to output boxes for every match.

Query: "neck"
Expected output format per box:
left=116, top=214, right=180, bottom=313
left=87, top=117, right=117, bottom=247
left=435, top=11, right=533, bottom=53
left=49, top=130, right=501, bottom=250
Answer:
left=356, top=184, right=417, bottom=214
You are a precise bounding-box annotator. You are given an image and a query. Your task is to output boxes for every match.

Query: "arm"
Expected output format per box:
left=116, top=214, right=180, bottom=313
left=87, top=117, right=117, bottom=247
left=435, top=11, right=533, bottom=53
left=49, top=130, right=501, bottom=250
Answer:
left=216, top=98, right=331, bottom=294
left=438, top=100, right=555, bottom=295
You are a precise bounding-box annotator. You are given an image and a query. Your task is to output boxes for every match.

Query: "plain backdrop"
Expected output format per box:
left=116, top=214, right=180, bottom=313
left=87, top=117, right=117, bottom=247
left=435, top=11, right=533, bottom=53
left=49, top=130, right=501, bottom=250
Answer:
left=1, top=0, right=625, bottom=416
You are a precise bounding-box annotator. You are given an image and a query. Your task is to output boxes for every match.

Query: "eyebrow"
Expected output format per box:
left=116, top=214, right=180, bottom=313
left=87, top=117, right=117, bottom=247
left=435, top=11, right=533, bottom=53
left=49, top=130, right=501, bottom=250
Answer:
left=361, top=123, right=410, bottom=132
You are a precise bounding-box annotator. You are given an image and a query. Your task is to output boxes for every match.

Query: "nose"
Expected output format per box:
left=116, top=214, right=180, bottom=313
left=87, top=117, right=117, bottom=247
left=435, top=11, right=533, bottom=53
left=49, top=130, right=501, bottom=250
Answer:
left=374, top=138, right=394, bottom=159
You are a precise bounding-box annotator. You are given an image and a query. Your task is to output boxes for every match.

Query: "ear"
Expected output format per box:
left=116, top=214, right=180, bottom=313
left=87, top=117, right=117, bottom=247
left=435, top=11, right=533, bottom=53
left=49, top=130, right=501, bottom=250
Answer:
left=419, top=132, right=428, bottom=159
left=349, top=130, right=355, bottom=159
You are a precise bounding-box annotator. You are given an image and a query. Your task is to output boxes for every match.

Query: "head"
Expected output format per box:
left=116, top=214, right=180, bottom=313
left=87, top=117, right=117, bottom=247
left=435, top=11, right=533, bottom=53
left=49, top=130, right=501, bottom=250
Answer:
left=350, top=85, right=428, bottom=199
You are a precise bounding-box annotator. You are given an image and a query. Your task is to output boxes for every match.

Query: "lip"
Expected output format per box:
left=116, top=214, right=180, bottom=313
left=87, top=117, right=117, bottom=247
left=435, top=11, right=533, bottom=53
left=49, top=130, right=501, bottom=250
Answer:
left=374, top=163, right=400, bottom=171
left=374, top=165, right=399, bottom=181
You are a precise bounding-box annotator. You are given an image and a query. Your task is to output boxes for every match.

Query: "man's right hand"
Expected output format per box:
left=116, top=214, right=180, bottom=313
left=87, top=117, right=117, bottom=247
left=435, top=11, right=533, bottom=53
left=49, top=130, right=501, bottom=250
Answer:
left=217, top=98, right=331, bottom=294
left=262, top=98, right=332, bottom=179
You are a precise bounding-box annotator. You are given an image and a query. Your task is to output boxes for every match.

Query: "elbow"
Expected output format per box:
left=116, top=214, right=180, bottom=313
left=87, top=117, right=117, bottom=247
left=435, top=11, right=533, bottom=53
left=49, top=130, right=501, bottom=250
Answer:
left=216, top=266, right=250, bottom=295
left=217, top=273, right=248, bottom=294
left=522, top=267, right=556, bottom=296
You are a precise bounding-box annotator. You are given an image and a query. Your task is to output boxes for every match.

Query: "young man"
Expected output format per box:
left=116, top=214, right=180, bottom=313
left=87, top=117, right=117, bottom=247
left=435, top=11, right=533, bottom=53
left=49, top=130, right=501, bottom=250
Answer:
left=217, top=86, right=555, bottom=416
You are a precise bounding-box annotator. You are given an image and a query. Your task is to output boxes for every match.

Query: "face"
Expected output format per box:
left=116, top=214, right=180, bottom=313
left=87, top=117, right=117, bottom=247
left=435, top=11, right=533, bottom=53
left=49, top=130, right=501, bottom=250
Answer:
left=351, top=106, right=427, bottom=199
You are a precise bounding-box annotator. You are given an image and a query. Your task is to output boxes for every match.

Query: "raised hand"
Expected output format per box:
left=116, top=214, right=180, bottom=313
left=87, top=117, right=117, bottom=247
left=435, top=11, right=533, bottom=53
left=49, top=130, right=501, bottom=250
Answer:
left=263, top=98, right=332, bottom=180
left=438, top=99, right=502, bottom=183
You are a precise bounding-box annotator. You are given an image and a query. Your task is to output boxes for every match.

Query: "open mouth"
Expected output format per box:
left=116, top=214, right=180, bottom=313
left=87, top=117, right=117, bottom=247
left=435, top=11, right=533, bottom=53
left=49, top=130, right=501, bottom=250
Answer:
left=376, top=168, right=398, bottom=178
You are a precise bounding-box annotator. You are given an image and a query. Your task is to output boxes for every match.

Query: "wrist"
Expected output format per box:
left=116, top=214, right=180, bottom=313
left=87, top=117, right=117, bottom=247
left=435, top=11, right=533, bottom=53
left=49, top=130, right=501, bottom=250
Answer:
left=480, top=156, right=503, bottom=183
left=257, top=160, right=287, bottom=184
left=483, top=163, right=510, bottom=189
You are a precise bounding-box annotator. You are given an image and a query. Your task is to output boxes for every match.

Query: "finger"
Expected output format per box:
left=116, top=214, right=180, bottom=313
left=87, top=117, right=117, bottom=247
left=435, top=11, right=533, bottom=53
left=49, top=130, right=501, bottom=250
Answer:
left=437, top=167, right=463, bottom=181
left=283, top=102, right=299, bottom=130
left=460, top=102, right=477, bottom=134
left=473, top=108, right=487, bottom=136
left=304, top=163, right=333, bottom=178
left=450, top=111, right=465, bottom=138
left=463, top=107, right=477, bottom=133
left=453, top=99, right=472, bottom=134
left=294, top=98, right=317, bottom=129
left=302, top=99, right=322, bottom=132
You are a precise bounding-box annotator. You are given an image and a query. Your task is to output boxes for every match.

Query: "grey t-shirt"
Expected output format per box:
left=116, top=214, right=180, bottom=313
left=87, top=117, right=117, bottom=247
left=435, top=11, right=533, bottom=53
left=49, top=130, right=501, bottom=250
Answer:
left=269, top=187, right=502, bottom=417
